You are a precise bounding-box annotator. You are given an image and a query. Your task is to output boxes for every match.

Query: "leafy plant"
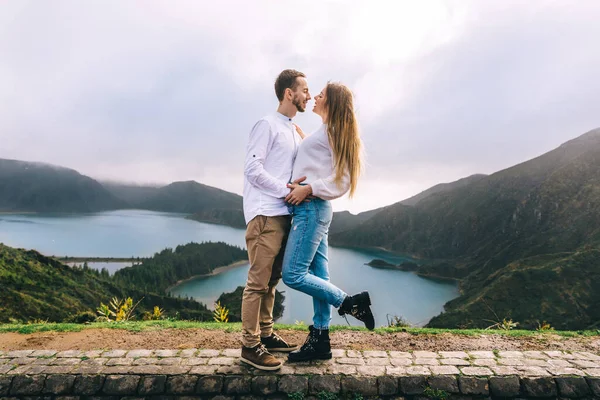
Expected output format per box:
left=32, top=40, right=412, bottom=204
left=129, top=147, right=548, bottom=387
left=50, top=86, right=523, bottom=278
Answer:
left=142, top=306, right=165, bottom=321
left=288, top=392, right=305, bottom=400
left=317, top=391, right=338, bottom=400
left=423, top=386, right=449, bottom=400
left=386, top=314, right=411, bottom=328
left=485, top=318, right=519, bottom=331
left=213, top=301, right=229, bottom=323
left=96, top=297, right=143, bottom=322
left=536, top=321, right=554, bottom=331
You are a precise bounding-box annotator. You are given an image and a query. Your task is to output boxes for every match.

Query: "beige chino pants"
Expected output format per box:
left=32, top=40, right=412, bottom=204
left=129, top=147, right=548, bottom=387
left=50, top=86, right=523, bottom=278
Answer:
left=241, top=215, right=291, bottom=348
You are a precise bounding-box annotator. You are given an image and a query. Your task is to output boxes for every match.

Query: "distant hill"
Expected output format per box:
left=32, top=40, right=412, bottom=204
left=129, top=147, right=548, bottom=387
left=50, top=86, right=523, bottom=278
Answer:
left=329, top=174, right=487, bottom=234
left=0, top=243, right=213, bottom=322
left=0, top=159, right=125, bottom=212
left=332, top=128, right=600, bottom=329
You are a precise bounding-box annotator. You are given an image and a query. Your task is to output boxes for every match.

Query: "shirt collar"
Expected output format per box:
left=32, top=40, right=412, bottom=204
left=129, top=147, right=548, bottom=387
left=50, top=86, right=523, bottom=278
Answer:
left=275, top=111, right=293, bottom=123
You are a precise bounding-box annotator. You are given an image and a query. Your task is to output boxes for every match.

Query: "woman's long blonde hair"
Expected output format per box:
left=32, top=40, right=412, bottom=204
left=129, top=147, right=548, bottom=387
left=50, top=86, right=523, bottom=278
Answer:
left=324, top=82, right=362, bottom=198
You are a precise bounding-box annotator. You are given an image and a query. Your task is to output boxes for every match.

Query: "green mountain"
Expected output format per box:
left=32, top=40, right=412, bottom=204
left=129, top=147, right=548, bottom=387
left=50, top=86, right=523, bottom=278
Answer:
left=0, top=243, right=212, bottom=323
left=0, top=159, right=125, bottom=212
left=331, top=128, right=600, bottom=329
left=104, top=180, right=245, bottom=228
left=329, top=174, right=486, bottom=234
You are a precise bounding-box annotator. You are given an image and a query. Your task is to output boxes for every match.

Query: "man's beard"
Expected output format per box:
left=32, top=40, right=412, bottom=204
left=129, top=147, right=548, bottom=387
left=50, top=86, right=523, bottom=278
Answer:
left=292, top=95, right=305, bottom=112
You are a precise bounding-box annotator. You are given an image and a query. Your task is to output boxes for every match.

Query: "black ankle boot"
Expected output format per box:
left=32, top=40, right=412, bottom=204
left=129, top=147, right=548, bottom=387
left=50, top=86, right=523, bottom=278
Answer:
left=339, top=291, right=375, bottom=330
left=287, top=325, right=332, bottom=362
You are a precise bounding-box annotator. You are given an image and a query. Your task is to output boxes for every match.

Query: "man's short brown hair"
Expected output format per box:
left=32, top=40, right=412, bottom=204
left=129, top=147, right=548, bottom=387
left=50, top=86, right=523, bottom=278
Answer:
left=274, top=69, right=306, bottom=102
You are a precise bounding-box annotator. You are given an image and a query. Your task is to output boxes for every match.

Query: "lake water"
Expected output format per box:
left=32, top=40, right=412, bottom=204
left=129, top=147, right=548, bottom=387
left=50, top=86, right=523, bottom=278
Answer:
left=0, top=210, right=458, bottom=327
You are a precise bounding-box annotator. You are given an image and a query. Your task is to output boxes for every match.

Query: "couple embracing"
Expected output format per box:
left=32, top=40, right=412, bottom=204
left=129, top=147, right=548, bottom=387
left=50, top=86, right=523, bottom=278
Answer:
left=240, top=69, right=374, bottom=371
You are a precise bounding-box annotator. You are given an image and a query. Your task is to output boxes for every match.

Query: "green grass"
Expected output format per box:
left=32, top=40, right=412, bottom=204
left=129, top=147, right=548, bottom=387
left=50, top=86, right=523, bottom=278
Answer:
left=0, top=320, right=598, bottom=337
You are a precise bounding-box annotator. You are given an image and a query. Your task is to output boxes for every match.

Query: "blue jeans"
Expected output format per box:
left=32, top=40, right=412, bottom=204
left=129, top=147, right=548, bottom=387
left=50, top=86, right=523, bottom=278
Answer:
left=282, top=198, right=347, bottom=329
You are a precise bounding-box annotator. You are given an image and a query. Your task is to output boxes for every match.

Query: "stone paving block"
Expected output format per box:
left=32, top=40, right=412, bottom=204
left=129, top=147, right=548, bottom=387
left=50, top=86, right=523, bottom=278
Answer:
left=346, top=350, right=362, bottom=358
left=522, top=351, right=548, bottom=359
left=585, top=368, right=600, bottom=377
left=137, top=375, right=166, bottom=395
left=498, top=351, right=523, bottom=358
left=102, top=375, right=141, bottom=395
left=571, top=359, right=600, bottom=368
left=155, top=357, right=181, bottom=366
left=406, top=366, right=431, bottom=375
left=126, top=350, right=154, bottom=358
left=386, top=366, right=407, bottom=376
left=390, top=358, right=412, bottom=366
left=198, top=349, right=220, bottom=358
left=521, top=377, right=557, bottom=397
left=545, top=350, right=576, bottom=359
left=56, top=351, right=83, bottom=358
left=357, top=366, right=385, bottom=376
left=556, top=376, right=591, bottom=398
left=165, top=375, right=198, bottom=394
left=473, top=358, right=497, bottom=367
left=82, top=350, right=103, bottom=358
left=336, top=357, right=364, bottom=365
left=440, top=358, right=469, bottom=366
left=129, top=366, right=164, bottom=375
left=132, top=357, right=156, bottom=365
left=189, top=365, right=218, bottom=375
left=251, top=376, right=278, bottom=396
left=222, top=349, right=241, bottom=358
left=294, top=365, right=325, bottom=375
left=102, top=350, right=128, bottom=358
left=363, top=350, right=387, bottom=358
left=586, top=377, right=600, bottom=397
left=429, top=366, right=460, bottom=375
left=73, top=374, right=105, bottom=395
left=197, top=375, right=223, bottom=394
left=341, top=376, right=377, bottom=396
left=154, top=350, right=179, bottom=358
left=547, top=358, right=573, bottom=367
left=468, top=351, right=495, bottom=359
left=575, top=351, right=600, bottom=361
left=181, top=358, right=208, bottom=366
left=331, top=349, right=345, bottom=358
left=489, top=375, right=520, bottom=397
left=399, top=375, right=427, bottom=395
left=515, top=366, right=551, bottom=376
left=208, top=357, right=235, bottom=366
left=460, top=367, right=492, bottom=376
left=498, top=357, right=525, bottom=366
left=43, top=366, right=75, bottom=374
left=439, top=351, right=468, bottom=359
left=80, top=358, right=108, bottom=367
left=491, top=366, right=519, bottom=375
left=10, top=358, right=34, bottom=365
left=523, top=358, right=549, bottom=367
left=102, top=366, right=133, bottom=374
left=51, top=358, right=82, bottom=366
left=278, top=375, right=308, bottom=394
left=366, top=357, right=390, bottom=366
left=31, top=350, right=57, bottom=358
left=6, top=350, right=34, bottom=358
left=0, top=365, right=14, bottom=374
left=458, top=376, right=489, bottom=396
left=428, top=375, right=459, bottom=393
left=223, top=375, right=252, bottom=394
left=179, top=349, right=198, bottom=358
left=44, top=374, right=76, bottom=394
left=309, top=375, right=341, bottom=394
left=413, top=351, right=438, bottom=358
left=548, top=366, right=586, bottom=376
left=105, top=358, right=134, bottom=366
left=378, top=376, right=399, bottom=396
left=415, top=358, right=439, bottom=365
left=389, top=351, right=411, bottom=358
left=9, top=374, right=45, bottom=395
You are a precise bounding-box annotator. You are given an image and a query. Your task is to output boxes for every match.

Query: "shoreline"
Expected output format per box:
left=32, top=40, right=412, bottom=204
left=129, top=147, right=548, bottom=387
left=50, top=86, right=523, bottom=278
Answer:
left=165, top=259, right=249, bottom=293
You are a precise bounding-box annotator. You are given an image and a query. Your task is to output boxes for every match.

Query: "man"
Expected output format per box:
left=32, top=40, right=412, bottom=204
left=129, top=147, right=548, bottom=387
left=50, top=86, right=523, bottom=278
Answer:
left=240, top=69, right=311, bottom=371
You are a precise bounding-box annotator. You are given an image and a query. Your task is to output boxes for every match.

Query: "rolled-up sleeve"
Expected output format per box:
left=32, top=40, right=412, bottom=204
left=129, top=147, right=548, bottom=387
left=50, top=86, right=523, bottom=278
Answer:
left=244, top=120, right=290, bottom=198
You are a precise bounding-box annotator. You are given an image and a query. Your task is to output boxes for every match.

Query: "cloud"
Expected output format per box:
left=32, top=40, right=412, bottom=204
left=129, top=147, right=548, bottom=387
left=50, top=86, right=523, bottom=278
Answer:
left=1, top=1, right=599, bottom=213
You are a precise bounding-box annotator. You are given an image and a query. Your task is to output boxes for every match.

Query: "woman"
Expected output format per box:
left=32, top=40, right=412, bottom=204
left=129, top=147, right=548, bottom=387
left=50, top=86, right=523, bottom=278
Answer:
left=282, top=82, right=374, bottom=363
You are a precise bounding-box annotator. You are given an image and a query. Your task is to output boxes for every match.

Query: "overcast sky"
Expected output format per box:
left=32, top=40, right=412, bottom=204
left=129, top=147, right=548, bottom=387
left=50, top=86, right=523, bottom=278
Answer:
left=1, top=1, right=599, bottom=213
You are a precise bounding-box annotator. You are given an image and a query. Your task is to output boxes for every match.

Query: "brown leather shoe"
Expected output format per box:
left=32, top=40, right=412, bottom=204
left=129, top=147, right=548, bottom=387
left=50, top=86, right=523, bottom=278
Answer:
left=261, top=333, right=300, bottom=352
left=240, top=343, right=282, bottom=371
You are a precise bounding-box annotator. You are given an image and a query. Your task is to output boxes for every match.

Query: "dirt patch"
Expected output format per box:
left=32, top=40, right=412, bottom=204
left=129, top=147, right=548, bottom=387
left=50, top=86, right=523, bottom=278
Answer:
left=1, top=329, right=599, bottom=351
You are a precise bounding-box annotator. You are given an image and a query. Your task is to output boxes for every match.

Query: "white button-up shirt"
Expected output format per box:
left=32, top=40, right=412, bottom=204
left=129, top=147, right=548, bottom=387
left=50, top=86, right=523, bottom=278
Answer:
left=291, top=124, right=351, bottom=200
left=243, top=112, right=301, bottom=225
